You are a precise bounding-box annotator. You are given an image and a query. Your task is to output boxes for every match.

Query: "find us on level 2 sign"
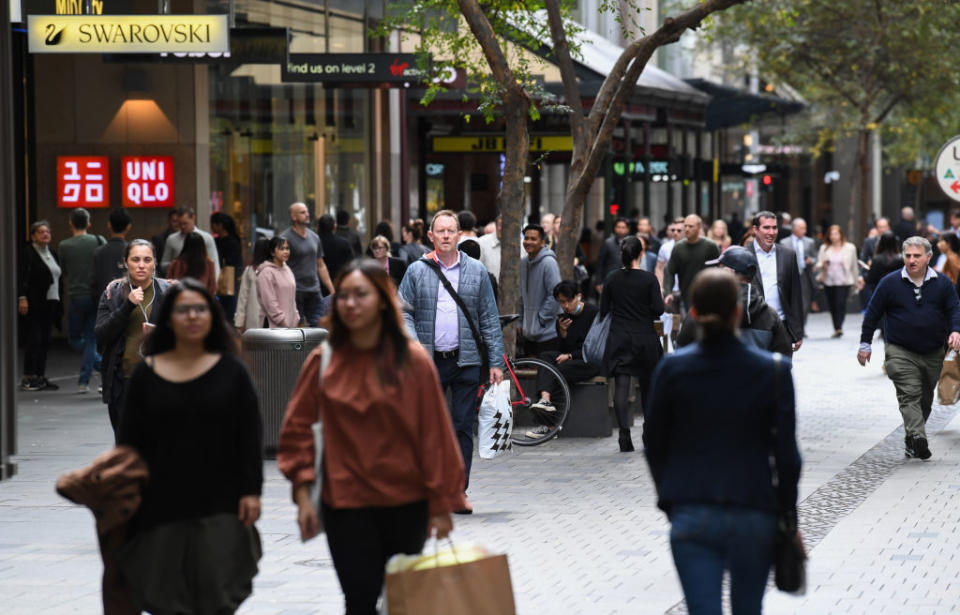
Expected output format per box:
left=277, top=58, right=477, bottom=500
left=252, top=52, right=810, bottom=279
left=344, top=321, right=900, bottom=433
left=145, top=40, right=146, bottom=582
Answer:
left=27, top=14, right=229, bottom=54
left=935, top=135, right=960, bottom=203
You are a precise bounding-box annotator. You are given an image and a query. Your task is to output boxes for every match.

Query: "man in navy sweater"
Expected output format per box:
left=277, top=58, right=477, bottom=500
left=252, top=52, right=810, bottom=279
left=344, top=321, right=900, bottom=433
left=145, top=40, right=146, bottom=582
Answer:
left=858, top=236, right=960, bottom=460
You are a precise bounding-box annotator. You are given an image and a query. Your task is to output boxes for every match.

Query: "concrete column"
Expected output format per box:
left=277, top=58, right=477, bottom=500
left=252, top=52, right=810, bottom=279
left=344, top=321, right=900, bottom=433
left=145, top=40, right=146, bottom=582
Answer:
left=193, top=65, right=211, bottom=229
left=1, top=0, right=19, bottom=480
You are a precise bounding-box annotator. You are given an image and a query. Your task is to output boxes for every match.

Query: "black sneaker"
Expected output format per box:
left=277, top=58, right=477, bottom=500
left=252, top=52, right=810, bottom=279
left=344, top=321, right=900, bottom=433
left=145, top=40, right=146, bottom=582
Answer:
left=905, top=435, right=932, bottom=461
left=38, top=378, right=59, bottom=391
left=19, top=377, right=40, bottom=392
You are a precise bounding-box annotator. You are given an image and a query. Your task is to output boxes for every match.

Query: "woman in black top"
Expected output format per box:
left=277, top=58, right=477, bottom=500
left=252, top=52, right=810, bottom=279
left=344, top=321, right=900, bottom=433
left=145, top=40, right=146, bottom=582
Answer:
left=17, top=220, right=62, bottom=391
left=211, top=212, right=245, bottom=321
left=118, top=277, right=263, bottom=614
left=599, top=236, right=664, bottom=452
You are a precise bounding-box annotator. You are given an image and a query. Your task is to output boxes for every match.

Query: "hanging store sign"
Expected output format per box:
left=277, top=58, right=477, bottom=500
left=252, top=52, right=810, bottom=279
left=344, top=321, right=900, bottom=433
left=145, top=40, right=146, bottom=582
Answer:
left=122, top=156, right=174, bottom=208
left=934, top=135, right=960, bottom=202
left=57, top=156, right=109, bottom=208
left=283, top=53, right=424, bottom=84
left=27, top=14, right=230, bottom=54
left=432, top=135, right=573, bottom=153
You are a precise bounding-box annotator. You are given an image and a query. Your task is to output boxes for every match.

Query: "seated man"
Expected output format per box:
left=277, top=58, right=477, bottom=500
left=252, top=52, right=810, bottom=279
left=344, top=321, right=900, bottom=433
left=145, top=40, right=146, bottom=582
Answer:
left=528, top=280, right=601, bottom=437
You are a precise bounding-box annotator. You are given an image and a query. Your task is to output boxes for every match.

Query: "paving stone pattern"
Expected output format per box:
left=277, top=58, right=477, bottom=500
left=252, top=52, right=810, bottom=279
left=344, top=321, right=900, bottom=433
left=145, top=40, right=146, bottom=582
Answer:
left=2, top=313, right=959, bottom=614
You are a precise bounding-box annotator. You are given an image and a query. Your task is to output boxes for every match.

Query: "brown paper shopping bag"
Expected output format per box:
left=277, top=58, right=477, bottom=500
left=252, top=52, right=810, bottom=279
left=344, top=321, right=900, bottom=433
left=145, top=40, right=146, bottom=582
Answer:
left=385, top=553, right=516, bottom=615
left=937, top=350, right=960, bottom=405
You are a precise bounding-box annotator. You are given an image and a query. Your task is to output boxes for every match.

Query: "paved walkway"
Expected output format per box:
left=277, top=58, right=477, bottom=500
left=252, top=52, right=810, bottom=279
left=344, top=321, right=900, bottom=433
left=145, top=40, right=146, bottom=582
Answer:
left=2, top=312, right=960, bottom=614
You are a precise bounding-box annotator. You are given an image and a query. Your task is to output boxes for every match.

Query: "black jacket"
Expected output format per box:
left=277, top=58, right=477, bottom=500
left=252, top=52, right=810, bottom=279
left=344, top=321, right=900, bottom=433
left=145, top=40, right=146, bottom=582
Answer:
left=95, top=278, right=171, bottom=406
left=748, top=243, right=805, bottom=343
left=386, top=257, right=407, bottom=288
left=90, top=238, right=128, bottom=300
left=676, top=283, right=793, bottom=355
left=644, top=334, right=801, bottom=519
left=335, top=227, right=363, bottom=258
left=18, top=243, right=62, bottom=322
left=595, top=236, right=622, bottom=286
left=319, top=231, right=354, bottom=281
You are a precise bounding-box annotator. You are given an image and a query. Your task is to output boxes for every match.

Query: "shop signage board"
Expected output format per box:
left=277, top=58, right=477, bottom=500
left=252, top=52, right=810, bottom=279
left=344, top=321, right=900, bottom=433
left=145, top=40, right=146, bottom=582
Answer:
left=27, top=14, right=229, bottom=54
left=57, top=156, right=109, bottom=208
left=432, top=135, right=573, bottom=153
left=122, top=156, right=174, bottom=208
left=283, top=53, right=423, bottom=84
left=934, top=135, right=960, bottom=203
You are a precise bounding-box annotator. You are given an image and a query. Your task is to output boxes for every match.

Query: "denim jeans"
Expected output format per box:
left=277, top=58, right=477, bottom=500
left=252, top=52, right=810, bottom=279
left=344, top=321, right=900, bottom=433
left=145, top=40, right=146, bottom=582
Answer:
left=67, top=295, right=101, bottom=385
left=669, top=505, right=777, bottom=615
left=433, top=355, right=480, bottom=491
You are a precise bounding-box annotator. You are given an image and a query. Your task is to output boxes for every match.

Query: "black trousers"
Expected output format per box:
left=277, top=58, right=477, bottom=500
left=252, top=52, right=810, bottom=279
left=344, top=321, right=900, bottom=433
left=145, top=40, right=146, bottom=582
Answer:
left=23, top=299, right=56, bottom=377
left=521, top=336, right=559, bottom=358
left=323, top=499, right=429, bottom=615
left=824, top=285, right=850, bottom=331
left=535, top=350, right=600, bottom=397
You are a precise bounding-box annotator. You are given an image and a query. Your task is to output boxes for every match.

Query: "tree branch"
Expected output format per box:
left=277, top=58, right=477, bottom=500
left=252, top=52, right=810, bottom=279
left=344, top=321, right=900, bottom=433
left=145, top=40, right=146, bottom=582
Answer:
left=543, top=0, right=585, bottom=136
left=574, top=0, right=751, bottom=196
left=456, top=0, right=519, bottom=93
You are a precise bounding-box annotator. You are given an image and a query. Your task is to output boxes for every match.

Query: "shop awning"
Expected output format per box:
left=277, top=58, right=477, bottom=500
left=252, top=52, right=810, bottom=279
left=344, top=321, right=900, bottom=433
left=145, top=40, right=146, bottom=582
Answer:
left=683, top=78, right=806, bottom=130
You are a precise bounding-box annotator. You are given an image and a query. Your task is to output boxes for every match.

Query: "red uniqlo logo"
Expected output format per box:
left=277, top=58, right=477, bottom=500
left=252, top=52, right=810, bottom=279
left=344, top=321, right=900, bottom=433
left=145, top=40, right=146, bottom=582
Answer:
left=122, top=156, right=174, bottom=208
left=57, top=156, right=110, bottom=208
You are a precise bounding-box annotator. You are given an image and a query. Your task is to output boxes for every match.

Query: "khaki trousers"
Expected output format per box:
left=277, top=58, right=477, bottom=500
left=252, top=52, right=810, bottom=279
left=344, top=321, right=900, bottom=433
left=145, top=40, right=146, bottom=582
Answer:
left=884, top=343, right=945, bottom=439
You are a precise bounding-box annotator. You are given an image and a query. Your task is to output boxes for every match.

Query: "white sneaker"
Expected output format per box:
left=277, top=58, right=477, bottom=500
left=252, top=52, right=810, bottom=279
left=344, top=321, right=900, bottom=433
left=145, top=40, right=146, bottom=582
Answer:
left=78, top=384, right=90, bottom=394
left=525, top=425, right=551, bottom=439
left=530, top=398, right=556, bottom=412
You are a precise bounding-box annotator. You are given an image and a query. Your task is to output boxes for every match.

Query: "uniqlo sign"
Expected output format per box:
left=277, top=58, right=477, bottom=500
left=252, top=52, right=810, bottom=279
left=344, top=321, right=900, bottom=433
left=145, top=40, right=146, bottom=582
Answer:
left=57, top=156, right=109, bottom=208
left=122, top=156, right=174, bottom=208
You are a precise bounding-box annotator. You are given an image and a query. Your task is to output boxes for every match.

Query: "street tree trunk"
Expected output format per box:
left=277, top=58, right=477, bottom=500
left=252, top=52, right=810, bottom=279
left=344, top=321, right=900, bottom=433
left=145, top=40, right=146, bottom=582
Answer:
left=455, top=0, right=532, bottom=356
left=546, top=0, right=751, bottom=279
left=846, top=127, right=871, bottom=241
left=498, top=94, right=531, bottom=356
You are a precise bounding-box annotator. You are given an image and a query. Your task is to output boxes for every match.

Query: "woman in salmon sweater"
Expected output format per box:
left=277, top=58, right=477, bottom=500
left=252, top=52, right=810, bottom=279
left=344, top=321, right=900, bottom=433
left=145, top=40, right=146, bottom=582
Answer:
left=256, top=236, right=299, bottom=327
left=277, top=259, right=466, bottom=615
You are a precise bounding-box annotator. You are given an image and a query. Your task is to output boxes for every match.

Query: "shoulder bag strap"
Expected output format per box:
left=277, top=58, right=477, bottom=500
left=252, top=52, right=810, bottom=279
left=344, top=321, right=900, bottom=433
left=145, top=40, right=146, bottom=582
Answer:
left=423, top=259, right=490, bottom=363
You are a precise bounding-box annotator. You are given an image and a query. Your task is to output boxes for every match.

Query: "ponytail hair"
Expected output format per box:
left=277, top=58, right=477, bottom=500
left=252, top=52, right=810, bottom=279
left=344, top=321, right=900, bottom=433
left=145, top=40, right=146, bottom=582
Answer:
left=689, top=268, right=739, bottom=341
left=620, top=236, right=644, bottom=268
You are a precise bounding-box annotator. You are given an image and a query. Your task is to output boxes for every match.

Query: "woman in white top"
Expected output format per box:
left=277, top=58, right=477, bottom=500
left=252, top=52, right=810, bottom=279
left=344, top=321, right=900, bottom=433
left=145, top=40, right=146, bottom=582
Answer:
left=234, top=238, right=269, bottom=332
left=17, top=220, right=62, bottom=391
left=256, top=236, right=300, bottom=328
left=816, top=224, right=859, bottom=337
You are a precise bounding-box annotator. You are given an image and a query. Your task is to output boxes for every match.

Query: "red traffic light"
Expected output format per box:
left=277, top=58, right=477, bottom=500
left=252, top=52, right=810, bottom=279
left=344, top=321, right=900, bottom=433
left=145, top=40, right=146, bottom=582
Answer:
left=610, top=203, right=620, bottom=216
left=762, top=175, right=772, bottom=186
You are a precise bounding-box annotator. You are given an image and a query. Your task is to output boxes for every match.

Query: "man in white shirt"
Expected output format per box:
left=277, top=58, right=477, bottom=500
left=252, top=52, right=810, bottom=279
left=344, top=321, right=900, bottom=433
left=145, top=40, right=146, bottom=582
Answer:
left=779, top=217, right=816, bottom=326
left=748, top=211, right=804, bottom=355
left=477, top=214, right=502, bottom=281
left=160, top=208, right=220, bottom=280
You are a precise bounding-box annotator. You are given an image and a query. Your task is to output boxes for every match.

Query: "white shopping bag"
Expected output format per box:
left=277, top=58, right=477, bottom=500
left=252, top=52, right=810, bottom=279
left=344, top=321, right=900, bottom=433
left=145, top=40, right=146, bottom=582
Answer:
left=477, top=381, right=513, bottom=459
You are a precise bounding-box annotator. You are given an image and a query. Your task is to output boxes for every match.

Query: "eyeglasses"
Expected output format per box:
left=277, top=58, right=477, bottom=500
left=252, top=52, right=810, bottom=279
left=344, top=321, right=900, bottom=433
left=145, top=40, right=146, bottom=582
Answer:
left=913, top=286, right=922, bottom=306
left=172, top=304, right=210, bottom=316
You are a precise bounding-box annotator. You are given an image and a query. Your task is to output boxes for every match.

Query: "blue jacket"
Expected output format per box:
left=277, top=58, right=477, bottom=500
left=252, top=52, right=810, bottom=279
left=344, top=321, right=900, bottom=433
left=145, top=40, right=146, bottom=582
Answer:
left=861, top=267, right=960, bottom=354
left=398, top=253, right=505, bottom=369
left=643, top=335, right=801, bottom=518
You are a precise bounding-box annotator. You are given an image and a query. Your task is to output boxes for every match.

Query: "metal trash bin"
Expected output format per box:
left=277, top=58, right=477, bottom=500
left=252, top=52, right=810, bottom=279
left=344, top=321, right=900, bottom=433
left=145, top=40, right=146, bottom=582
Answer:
left=242, top=328, right=327, bottom=456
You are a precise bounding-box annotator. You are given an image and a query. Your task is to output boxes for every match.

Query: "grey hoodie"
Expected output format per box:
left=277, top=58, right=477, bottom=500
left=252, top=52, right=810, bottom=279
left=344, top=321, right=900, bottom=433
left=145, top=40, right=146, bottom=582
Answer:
left=519, top=246, right=562, bottom=342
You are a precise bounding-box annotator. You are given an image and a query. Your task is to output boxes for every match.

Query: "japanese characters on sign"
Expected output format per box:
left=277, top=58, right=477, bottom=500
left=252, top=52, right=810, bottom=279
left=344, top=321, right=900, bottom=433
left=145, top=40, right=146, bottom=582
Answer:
left=57, top=156, right=109, bottom=208
left=122, top=156, right=174, bottom=208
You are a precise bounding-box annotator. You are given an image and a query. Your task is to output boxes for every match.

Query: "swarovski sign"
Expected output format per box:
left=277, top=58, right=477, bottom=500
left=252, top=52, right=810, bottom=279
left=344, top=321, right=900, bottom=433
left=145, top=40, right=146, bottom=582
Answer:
left=27, top=14, right=229, bottom=54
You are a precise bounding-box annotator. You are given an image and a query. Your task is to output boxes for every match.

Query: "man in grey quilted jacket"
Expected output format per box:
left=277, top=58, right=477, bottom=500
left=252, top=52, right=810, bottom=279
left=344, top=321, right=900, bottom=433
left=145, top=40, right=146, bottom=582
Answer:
left=398, top=210, right=505, bottom=513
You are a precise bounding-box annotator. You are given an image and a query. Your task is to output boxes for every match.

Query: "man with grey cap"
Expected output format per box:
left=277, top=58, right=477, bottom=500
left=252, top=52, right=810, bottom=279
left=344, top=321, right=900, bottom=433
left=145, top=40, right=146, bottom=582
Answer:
left=676, top=246, right=792, bottom=355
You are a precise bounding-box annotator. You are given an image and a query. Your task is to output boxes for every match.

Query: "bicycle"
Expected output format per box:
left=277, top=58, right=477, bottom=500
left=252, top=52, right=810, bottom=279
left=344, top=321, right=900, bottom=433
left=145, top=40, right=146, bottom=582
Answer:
left=478, top=314, right=572, bottom=446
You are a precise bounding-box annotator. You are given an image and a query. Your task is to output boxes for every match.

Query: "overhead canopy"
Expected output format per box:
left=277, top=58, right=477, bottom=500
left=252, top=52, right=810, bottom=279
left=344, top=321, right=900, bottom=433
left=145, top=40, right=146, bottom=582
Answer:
left=684, top=78, right=805, bottom=130
left=569, top=31, right=710, bottom=106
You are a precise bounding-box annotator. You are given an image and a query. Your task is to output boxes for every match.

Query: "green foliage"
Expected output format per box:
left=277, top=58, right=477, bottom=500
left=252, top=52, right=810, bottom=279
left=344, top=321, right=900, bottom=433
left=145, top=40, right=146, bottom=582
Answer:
left=375, top=0, right=583, bottom=123
left=708, top=0, right=960, bottom=168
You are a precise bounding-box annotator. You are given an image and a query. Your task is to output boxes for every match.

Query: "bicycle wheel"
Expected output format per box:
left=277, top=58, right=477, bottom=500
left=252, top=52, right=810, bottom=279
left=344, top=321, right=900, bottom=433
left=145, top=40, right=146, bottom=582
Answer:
left=508, top=357, right=571, bottom=446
